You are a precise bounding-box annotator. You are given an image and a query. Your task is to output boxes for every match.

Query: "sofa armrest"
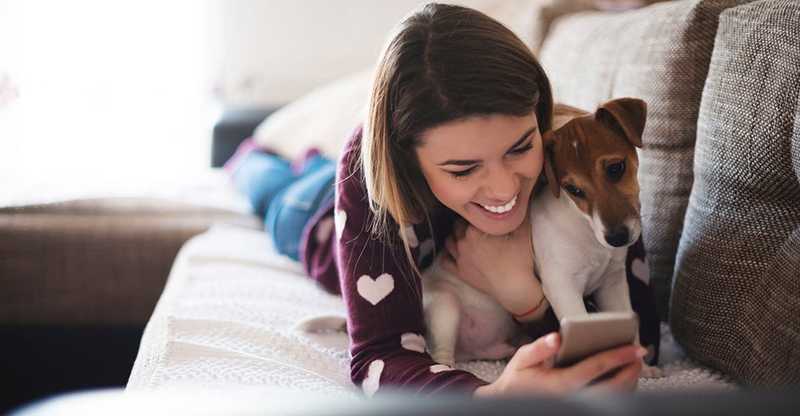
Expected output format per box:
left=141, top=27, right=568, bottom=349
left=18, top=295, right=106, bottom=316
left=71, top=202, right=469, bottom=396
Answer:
left=211, top=106, right=282, bottom=168
left=0, top=198, right=260, bottom=326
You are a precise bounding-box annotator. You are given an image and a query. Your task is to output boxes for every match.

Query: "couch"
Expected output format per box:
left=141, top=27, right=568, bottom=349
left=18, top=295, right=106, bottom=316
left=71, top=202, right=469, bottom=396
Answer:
left=3, top=0, right=797, bottom=411
left=126, top=0, right=800, bottom=394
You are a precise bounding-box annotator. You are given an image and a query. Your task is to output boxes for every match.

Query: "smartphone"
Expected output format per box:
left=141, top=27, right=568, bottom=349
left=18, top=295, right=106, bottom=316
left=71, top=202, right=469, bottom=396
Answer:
left=554, top=311, right=638, bottom=368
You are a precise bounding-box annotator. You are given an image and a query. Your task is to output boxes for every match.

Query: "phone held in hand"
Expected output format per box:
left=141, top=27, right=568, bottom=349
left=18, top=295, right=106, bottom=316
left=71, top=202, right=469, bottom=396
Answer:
left=554, top=311, right=638, bottom=368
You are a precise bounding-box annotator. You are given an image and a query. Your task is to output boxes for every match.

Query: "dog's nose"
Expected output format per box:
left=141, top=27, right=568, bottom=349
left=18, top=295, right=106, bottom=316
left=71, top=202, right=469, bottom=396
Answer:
left=605, top=227, right=630, bottom=247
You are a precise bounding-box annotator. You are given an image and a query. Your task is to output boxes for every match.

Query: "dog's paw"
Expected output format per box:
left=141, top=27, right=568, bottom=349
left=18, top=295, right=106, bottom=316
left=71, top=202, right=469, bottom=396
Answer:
left=641, top=363, right=664, bottom=379
left=430, top=350, right=455, bottom=368
left=294, top=315, right=347, bottom=333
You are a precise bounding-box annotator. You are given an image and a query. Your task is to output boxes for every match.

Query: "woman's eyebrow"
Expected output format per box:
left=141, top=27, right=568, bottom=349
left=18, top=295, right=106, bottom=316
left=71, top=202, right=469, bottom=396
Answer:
left=437, top=125, right=538, bottom=166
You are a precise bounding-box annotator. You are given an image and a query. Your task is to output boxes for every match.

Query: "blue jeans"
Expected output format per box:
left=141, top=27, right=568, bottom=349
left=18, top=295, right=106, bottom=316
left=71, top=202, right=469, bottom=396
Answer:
left=265, top=160, right=336, bottom=260
left=232, top=152, right=336, bottom=260
left=231, top=152, right=294, bottom=218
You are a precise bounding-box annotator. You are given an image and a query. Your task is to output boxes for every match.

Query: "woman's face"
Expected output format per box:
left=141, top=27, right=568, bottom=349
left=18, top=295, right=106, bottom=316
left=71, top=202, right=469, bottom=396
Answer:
left=415, top=113, right=544, bottom=236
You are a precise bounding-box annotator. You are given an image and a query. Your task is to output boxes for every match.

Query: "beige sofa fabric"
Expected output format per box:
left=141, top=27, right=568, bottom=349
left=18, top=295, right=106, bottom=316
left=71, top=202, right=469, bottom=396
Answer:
left=537, top=0, right=745, bottom=319
left=253, top=69, right=372, bottom=161
left=129, top=225, right=734, bottom=393
left=670, top=0, right=800, bottom=385
left=0, top=198, right=260, bottom=326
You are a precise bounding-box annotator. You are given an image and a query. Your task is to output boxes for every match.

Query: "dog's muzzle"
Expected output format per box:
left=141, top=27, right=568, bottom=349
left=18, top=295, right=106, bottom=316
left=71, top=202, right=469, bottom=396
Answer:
left=604, top=226, right=630, bottom=247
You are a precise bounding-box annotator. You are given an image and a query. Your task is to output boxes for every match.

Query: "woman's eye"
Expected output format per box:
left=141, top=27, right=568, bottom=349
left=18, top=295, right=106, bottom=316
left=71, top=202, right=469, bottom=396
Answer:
left=449, top=166, right=476, bottom=178
left=509, top=142, right=533, bottom=155
left=564, top=184, right=585, bottom=198
left=606, top=160, right=626, bottom=181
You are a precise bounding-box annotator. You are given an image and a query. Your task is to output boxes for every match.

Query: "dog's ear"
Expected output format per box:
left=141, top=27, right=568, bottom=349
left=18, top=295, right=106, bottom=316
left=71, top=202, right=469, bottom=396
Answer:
left=542, top=130, right=560, bottom=198
left=595, top=98, right=647, bottom=148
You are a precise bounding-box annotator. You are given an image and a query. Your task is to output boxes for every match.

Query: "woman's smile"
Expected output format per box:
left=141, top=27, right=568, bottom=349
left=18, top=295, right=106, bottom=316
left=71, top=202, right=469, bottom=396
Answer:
left=415, top=113, right=544, bottom=236
left=476, top=194, right=518, bottom=215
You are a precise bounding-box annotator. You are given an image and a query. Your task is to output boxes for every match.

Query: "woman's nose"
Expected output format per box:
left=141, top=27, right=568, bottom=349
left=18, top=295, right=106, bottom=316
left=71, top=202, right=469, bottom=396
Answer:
left=483, top=166, right=518, bottom=202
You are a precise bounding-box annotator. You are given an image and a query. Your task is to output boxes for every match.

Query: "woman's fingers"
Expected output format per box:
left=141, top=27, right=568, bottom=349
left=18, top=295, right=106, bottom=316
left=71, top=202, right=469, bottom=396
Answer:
left=508, top=333, right=560, bottom=370
left=584, top=359, right=642, bottom=393
left=562, top=344, right=642, bottom=389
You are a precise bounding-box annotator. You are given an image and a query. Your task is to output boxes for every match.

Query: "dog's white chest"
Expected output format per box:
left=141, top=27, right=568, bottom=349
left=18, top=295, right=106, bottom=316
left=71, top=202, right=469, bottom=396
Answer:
left=575, top=250, right=615, bottom=295
left=530, top=192, right=625, bottom=297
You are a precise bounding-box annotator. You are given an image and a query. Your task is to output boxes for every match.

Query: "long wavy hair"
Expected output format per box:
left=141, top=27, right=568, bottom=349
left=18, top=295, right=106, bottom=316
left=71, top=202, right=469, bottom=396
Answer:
left=361, top=2, right=553, bottom=277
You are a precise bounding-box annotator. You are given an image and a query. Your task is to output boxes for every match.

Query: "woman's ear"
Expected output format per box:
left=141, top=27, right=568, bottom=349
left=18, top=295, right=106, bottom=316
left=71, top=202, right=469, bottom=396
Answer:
left=542, top=131, right=560, bottom=198
left=595, top=97, right=647, bottom=148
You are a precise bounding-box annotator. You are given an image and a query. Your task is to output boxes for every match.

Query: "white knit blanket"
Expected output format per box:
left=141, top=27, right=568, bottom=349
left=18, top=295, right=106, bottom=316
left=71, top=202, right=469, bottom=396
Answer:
left=127, top=225, right=735, bottom=396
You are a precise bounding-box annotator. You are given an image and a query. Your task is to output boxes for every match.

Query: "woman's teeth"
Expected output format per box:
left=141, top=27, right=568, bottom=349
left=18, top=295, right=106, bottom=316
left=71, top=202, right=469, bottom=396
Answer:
left=479, top=195, right=517, bottom=214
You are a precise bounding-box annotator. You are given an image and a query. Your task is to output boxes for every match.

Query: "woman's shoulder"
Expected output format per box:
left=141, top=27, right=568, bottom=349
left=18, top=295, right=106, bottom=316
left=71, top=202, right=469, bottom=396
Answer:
left=338, top=124, right=364, bottom=172
left=335, top=124, right=369, bottom=213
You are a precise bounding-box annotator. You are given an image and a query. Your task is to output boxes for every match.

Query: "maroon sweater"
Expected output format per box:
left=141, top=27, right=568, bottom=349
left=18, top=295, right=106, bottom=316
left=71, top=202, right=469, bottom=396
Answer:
left=299, top=125, right=660, bottom=397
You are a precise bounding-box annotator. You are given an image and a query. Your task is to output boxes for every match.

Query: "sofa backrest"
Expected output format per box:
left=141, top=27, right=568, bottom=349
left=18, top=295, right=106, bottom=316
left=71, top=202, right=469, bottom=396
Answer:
left=670, top=0, right=800, bottom=385
left=537, top=0, right=747, bottom=320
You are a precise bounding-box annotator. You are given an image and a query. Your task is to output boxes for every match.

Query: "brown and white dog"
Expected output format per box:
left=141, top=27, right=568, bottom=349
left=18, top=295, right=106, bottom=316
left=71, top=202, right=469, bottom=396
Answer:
left=531, top=97, right=661, bottom=377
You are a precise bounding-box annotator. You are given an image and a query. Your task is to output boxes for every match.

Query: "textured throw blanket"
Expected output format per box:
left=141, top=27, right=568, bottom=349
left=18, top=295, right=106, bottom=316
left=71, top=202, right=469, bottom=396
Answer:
left=128, top=225, right=735, bottom=395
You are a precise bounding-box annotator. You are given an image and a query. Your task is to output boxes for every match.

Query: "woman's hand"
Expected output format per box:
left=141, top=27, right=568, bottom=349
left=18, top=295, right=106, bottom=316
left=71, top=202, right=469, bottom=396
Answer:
left=474, top=333, right=647, bottom=398
left=443, top=217, right=549, bottom=321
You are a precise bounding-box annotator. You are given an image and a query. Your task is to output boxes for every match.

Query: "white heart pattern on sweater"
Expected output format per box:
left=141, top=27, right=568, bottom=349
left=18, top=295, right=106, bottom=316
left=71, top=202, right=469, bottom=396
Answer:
left=631, top=258, right=650, bottom=284
left=334, top=209, right=347, bottom=241
left=356, top=273, right=395, bottom=306
left=418, top=238, right=435, bottom=262
left=400, top=333, right=426, bottom=353
left=362, top=359, right=384, bottom=397
left=401, top=224, right=419, bottom=248
left=314, top=216, right=335, bottom=243
left=429, top=364, right=454, bottom=374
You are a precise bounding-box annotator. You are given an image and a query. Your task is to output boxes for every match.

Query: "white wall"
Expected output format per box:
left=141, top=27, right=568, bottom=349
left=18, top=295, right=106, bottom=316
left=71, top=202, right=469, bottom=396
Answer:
left=0, top=0, right=213, bottom=200
left=0, top=0, right=542, bottom=200
left=208, top=0, right=543, bottom=106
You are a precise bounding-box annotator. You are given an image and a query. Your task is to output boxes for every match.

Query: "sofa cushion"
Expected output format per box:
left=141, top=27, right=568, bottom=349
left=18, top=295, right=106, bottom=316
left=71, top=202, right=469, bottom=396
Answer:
left=537, top=0, right=745, bottom=319
left=128, top=224, right=733, bottom=393
left=670, top=0, right=800, bottom=385
left=252, top=69, right=372, bottom=161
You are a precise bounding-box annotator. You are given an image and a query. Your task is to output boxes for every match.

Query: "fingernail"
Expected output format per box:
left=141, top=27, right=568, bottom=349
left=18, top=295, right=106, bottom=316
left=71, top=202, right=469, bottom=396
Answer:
left=545, top=333, right=558, bottom=348
left=636, top=347, right=648, bottom=358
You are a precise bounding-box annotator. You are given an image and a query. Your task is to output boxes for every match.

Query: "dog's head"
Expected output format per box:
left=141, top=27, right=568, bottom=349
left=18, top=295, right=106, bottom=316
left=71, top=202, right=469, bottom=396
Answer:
left=542, top=98, right=646, bottom=249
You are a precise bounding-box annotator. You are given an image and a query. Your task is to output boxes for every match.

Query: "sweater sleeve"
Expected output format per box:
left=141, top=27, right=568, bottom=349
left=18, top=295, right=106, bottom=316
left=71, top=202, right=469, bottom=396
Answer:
left=334, top=126, right=489, bottom=397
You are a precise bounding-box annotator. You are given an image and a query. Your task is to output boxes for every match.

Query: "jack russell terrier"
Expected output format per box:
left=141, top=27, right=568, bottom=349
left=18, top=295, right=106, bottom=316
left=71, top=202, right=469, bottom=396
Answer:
left=300, top=98, right=660, bottom=376
left=533, top=97, right=661, bottom=377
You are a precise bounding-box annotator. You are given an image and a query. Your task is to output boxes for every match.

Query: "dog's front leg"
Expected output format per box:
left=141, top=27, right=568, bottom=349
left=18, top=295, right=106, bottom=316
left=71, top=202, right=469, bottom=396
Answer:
left=542, top=276, right=589, bottom=322
left=595, top=265, right=663, bottom=378
left=423, top=285, right=461, bottom=367
left=593, top=264, right=633, bottom=314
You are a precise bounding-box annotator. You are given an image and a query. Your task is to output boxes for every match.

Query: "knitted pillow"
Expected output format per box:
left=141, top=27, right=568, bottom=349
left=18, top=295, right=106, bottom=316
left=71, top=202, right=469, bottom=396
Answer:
left=670, top=0, right=800, bottom=385
left=537, top=0, right=744, bottom=319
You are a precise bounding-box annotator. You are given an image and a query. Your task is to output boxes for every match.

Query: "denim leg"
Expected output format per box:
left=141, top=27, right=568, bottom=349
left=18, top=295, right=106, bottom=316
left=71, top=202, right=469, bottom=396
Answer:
left=231, top=152, right=294, bottom=217
left=265, top=162, right=336, bottom=260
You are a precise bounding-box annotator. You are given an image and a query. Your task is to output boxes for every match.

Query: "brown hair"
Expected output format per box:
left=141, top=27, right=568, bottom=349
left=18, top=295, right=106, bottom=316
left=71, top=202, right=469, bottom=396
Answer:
left=361, top=2, right=553, bottom=276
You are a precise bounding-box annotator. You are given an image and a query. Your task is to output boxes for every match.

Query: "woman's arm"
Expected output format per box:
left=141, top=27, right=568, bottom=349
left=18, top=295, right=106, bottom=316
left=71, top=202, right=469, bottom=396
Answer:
left=335, top=127, right=489, bottom=396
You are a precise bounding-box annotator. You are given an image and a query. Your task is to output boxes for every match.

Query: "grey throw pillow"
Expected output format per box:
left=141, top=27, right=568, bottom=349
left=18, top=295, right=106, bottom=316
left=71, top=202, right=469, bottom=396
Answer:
left=538, top=0, right=744, bottom=320
left=670, top=0, right=800, bottom=385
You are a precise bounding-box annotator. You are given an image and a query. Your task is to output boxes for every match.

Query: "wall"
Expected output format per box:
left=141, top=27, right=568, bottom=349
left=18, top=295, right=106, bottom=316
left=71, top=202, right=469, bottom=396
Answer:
left=208, top=0, right=544, bottom=106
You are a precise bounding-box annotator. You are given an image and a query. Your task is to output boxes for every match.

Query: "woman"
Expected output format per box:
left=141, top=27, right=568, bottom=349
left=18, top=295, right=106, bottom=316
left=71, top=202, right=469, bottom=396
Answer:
left=235, top=2, right=658, bottom=397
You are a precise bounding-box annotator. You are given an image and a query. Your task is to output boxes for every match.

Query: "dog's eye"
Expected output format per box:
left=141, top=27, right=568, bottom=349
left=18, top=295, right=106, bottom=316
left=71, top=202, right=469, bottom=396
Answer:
left=606, top=161, right=626, bottom=181
left=564, top=184, right=585, bottom=198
